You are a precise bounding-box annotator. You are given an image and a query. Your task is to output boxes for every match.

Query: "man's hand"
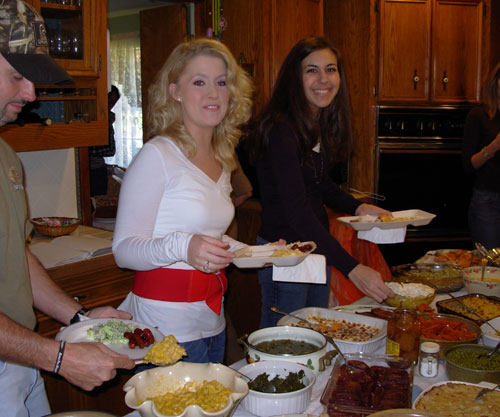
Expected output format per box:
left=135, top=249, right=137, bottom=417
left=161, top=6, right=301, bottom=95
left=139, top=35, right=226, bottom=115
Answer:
left=59, top=342, right=134, bottom=391
left=86, top=306, right=132, bottom=321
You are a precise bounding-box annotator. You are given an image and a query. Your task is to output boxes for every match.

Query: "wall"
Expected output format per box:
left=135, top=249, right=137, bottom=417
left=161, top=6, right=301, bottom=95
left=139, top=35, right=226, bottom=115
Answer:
left=18, top=149, right=78, bottom=219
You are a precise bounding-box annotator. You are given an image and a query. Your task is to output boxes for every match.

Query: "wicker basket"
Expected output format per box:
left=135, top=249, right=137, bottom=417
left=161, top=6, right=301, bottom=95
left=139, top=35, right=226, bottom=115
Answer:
left=30, top=217, right=81, bottom=237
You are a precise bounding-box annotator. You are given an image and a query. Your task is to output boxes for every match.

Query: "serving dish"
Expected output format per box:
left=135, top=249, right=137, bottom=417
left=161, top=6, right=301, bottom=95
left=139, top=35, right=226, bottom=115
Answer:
left=244, top=325, right=334, bottom=374
left=415, top=249, right=482, bottom=268
left=413, top=380, right=500, bottom=417
left=384, top=282, right=436, bottom=309
left=462, top=266, right=500, bottom=297
left=47, top=413, right=118, bottom=417
left=419, top=313, right=481, bottom=359
left=391, top=263, right=463, bottom=293
left=276, top=307, right=387, bottom=354
left=436, top=293, right=500, bottom=324
left=238, top=361, right=316, bottom=417
left=55, top=318, right=164, bottom=360
left=481, top=316, right=500, bottom=347
left=232, top=241, right=316, bottom=268
left=367, top=410, right=440, bottom=417
left=444, top=343, right=500, bottom=384
left=337, top=209, right=435, bottom=231
left=320, top=353, right=414, bottom=416
left=124, top=362, right=248, bottom=417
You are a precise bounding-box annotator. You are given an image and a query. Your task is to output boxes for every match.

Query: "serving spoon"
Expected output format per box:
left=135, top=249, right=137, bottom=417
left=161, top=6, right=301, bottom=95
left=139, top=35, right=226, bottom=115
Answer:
left=477, top=340, right=500, bottom=360
left=474, top=382, right=500, bottom=402
left=270, top=307, right=359, bottom=374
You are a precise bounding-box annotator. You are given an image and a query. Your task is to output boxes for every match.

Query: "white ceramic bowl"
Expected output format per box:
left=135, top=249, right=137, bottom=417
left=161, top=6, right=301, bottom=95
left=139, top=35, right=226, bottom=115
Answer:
left=462, top=266, right=500, bottom=297
left=276, top=307, right=387, bottom=354
left=246, top=325, right=334, bottom=374
left=481, top=316, right=500, bottom=347
left=123, top=362, right=248, bottom=417
left=238, top=360, right=316, bottom=417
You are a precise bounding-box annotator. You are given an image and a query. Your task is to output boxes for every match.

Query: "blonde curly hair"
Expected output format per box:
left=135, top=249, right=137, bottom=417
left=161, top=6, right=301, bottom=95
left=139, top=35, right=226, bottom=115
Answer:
left=147, top=38, right=253, bottom=171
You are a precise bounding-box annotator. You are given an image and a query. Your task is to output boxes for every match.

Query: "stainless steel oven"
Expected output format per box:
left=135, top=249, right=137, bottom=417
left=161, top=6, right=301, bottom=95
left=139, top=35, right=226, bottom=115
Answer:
left=374, top=106, right=475, bottom=264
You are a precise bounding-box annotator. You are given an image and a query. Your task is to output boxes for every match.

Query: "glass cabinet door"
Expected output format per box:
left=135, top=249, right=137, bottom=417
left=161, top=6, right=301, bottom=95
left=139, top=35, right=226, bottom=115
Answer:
left=31, top=0, right=99, bottom=77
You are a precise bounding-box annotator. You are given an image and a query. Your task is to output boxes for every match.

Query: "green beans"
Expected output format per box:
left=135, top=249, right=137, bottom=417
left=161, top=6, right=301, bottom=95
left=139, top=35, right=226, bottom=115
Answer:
left=447, top=348, right=500, bottom=370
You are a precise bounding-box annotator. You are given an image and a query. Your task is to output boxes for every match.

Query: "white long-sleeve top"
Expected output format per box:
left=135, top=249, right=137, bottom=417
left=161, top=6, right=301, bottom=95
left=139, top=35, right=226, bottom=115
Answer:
left=112, top=136, right=246, bottom=342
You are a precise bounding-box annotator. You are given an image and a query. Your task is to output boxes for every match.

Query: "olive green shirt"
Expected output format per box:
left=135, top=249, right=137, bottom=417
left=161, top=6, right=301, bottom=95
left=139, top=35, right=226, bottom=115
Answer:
left=0, top=138, right=36, bottom=329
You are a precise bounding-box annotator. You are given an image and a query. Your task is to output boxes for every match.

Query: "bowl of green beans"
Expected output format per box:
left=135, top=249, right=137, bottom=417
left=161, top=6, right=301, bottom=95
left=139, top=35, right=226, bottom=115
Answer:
left=444, top=344, right=500, bottom=384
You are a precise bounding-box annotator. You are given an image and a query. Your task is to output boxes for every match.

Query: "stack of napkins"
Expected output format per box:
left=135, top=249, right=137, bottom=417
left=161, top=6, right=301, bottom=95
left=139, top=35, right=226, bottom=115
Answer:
left=272, top=254, right=326, bottom=284
left=358, top=227, right=406, bottom=244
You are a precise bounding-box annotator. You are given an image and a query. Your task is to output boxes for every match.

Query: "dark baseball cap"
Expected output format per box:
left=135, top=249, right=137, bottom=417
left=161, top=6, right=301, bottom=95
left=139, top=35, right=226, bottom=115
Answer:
left=0, top=0, right=72, bottom=85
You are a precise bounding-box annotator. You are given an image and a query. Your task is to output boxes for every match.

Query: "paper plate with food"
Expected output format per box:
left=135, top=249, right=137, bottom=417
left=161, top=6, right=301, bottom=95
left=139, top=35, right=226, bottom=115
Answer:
left=337, top=209, right=436, bottom=231
left=232, top=241, right=316, bottom=268
left=55, top=318, right=165, bottom=360
left=415, top=249, right=483, bottom=267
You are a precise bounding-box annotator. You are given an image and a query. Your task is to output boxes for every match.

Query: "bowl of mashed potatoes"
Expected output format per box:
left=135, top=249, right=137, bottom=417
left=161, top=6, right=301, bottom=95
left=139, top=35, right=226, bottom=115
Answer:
left=124, top=362, right=248, bottom=417
left=384, top=282, right=436, bottom=309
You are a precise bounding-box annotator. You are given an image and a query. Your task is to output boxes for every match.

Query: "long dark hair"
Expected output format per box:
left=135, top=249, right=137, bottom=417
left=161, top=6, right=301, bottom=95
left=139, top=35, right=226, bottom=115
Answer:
left=243, top=36, right=352, bottom=166
left=483, top=62, right=500, bottom=119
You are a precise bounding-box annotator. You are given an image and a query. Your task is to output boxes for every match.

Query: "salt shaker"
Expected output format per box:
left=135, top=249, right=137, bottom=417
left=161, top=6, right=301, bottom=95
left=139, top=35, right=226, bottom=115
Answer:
left=419, top=341, right=440, bottom=377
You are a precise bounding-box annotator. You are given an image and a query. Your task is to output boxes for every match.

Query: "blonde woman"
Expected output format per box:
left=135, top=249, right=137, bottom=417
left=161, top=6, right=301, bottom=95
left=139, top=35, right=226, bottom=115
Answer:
left=112, top=38, right=253, bottom=363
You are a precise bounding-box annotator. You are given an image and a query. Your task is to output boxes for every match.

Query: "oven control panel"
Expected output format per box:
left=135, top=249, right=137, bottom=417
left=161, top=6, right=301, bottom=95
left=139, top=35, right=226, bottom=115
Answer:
left=377, top=106, right=472, bottom=140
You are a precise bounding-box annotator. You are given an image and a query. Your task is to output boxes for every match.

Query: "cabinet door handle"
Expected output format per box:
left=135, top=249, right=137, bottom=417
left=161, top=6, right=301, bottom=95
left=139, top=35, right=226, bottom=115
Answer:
left=442, top=70, right=449, bottom=91
left=413, top=69, right=419, bottom=90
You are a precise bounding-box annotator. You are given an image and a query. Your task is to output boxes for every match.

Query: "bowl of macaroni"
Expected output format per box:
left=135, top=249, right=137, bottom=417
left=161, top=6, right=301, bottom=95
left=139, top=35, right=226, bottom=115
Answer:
left=124, top=362, right=248, bottom=417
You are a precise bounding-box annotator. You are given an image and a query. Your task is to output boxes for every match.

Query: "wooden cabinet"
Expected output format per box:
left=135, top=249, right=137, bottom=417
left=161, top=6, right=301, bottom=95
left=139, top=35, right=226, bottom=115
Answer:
left=378, top=0, right=484, bottom=104
left=222, top=0, right=324, bottom=113
left=0, top=0, right=108, bottom=152
left=36, top=254, right=136, bottom=415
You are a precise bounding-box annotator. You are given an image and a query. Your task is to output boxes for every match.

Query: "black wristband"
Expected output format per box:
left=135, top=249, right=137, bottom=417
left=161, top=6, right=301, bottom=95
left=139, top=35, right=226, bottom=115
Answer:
left=53, top=340, right=66, bottom=374
left=69, top=307, right=90, bottom=324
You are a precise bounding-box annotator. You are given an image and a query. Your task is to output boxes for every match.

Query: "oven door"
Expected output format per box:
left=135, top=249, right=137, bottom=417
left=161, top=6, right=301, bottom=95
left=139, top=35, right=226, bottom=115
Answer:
left=375, top=142, right=473, bottom=241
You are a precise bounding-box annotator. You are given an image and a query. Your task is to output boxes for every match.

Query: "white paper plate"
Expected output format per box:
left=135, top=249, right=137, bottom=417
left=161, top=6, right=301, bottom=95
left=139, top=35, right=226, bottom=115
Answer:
left=55, top=318, right=164, bottom=360
left=232, top=241, right=316, bottom=269
left=332, top=304, right=395, bottom=314
left=276, top=307, right=387, bottom=353
left=337, top=209, right=436, bottom=231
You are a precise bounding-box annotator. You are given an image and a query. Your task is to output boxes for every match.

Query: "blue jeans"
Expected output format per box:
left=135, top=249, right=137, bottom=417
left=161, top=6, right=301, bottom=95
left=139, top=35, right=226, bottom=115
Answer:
left=0, top=361, right=50, bottom=417
left=468, top=188, right=500, bottom=250
left=180, top=330, right=226, bottom=363
left=257, top=236, right=331, bottom=328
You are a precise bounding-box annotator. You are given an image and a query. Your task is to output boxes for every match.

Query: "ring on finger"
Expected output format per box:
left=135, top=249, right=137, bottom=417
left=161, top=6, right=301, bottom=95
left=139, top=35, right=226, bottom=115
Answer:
left=203, top=260, right=209, bottom=272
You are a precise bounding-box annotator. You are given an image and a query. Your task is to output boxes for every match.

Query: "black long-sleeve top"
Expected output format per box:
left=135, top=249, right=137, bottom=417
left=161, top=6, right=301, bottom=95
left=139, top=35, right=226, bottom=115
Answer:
left=256, top=118, right=362, bottom=277
left=462, top=106, right=500, bottom=194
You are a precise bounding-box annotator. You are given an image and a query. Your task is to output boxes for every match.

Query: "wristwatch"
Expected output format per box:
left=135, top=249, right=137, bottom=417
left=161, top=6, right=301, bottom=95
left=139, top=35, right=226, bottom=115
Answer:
left=69, top=307, right=90, bottom=324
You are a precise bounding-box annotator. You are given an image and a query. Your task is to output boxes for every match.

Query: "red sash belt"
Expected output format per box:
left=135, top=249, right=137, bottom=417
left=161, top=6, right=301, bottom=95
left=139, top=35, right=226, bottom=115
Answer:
left=132, top=268, right=227, bottom=314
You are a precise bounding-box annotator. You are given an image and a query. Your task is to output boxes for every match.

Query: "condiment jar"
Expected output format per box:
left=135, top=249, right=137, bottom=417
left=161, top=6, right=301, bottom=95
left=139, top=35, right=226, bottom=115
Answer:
left=418, top=341, right=440, bottom=377
left=386, top=308, right=421, bottom=365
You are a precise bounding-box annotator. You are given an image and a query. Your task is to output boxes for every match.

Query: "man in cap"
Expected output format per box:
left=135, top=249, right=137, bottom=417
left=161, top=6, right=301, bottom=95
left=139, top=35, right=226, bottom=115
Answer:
left=0, top=1, right=134, bottom=415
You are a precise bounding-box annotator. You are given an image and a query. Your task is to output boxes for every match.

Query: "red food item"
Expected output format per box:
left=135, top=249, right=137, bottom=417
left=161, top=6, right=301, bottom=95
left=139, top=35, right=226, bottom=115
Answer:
left=418, top=316, right=479, bottom=341
left=143, top=328, right=155, bottom=344
left=125, top=327, right=155, bottom=349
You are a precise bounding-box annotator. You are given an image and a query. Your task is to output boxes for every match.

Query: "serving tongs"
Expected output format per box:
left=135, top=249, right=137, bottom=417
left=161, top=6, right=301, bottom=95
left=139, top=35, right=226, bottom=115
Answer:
left=475, top=242, right=500, bottom=267
left=446, top=292, right=500, bottom=336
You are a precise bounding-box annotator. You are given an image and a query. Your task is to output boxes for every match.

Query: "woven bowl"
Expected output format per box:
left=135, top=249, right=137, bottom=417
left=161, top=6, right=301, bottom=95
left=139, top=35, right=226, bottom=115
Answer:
left=30, top=217, right=80, bottom=237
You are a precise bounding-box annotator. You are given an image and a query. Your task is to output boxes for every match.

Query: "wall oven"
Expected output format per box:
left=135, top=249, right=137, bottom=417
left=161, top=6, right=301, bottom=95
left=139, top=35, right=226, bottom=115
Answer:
left=374, top=106, right=475, bottom=264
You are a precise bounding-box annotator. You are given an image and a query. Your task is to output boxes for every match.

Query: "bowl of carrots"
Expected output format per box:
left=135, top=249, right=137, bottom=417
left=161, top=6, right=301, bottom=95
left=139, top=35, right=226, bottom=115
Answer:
left=418, top=312, right=481, bottom=359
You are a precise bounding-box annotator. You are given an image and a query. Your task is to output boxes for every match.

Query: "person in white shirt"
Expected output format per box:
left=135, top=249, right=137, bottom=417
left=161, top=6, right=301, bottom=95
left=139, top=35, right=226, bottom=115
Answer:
left=112, top=38, right=253, bottom=363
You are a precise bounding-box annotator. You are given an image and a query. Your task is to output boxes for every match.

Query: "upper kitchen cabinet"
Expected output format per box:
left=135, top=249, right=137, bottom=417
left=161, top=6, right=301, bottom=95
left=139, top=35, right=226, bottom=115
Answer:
left=0, top=0, right=108, bottom=152
left=378, top=0, right=484, bottom=104
left=222, top=0, right=324, bottom=113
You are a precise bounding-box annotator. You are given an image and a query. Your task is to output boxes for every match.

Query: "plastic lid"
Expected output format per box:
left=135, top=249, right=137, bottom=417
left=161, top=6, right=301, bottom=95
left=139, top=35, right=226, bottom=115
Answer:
left=420, top=341, right=440, bottom=353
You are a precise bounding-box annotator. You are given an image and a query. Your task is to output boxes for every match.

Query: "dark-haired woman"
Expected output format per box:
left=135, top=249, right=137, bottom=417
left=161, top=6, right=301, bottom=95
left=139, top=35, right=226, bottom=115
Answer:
left=463, top=62, right=500, bottom=250
left=243, top=37, right=394, bottom=328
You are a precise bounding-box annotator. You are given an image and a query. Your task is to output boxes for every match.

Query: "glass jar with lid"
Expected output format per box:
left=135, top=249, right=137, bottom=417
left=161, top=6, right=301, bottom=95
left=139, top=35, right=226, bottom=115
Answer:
left=386, top=308, right=421, bottom=366
left=419, top=341, right=440, bottom=377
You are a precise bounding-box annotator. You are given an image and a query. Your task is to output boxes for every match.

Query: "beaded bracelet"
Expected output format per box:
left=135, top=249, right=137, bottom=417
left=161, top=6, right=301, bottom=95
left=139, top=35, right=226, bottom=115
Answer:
left=53, top=340, right=66, bottom=374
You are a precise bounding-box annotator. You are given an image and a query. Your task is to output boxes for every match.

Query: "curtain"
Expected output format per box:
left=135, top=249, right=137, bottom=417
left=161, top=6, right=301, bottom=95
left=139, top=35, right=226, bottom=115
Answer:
left=106, top=32, right=143, bottom=168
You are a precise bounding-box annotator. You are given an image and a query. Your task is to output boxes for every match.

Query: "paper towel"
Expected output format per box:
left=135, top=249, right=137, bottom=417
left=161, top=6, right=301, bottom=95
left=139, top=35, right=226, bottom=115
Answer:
left=358, top=226, right=407, bottom=244
left=272, top=254, right=327, bottom=283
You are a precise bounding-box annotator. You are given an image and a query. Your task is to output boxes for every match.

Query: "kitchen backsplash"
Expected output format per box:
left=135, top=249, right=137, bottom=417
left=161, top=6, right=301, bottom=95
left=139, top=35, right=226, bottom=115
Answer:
left=18, top=148, right=78, bottom=219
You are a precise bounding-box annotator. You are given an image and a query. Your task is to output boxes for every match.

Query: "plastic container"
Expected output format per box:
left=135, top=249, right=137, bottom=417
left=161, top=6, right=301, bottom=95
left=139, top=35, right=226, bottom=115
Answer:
left=419, top=341, right=440, bottom=377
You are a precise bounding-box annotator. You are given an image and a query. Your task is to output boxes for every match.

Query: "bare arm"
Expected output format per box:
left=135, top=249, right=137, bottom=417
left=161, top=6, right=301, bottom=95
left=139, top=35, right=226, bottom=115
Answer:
left=0, top=248, right=136, bottom=390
